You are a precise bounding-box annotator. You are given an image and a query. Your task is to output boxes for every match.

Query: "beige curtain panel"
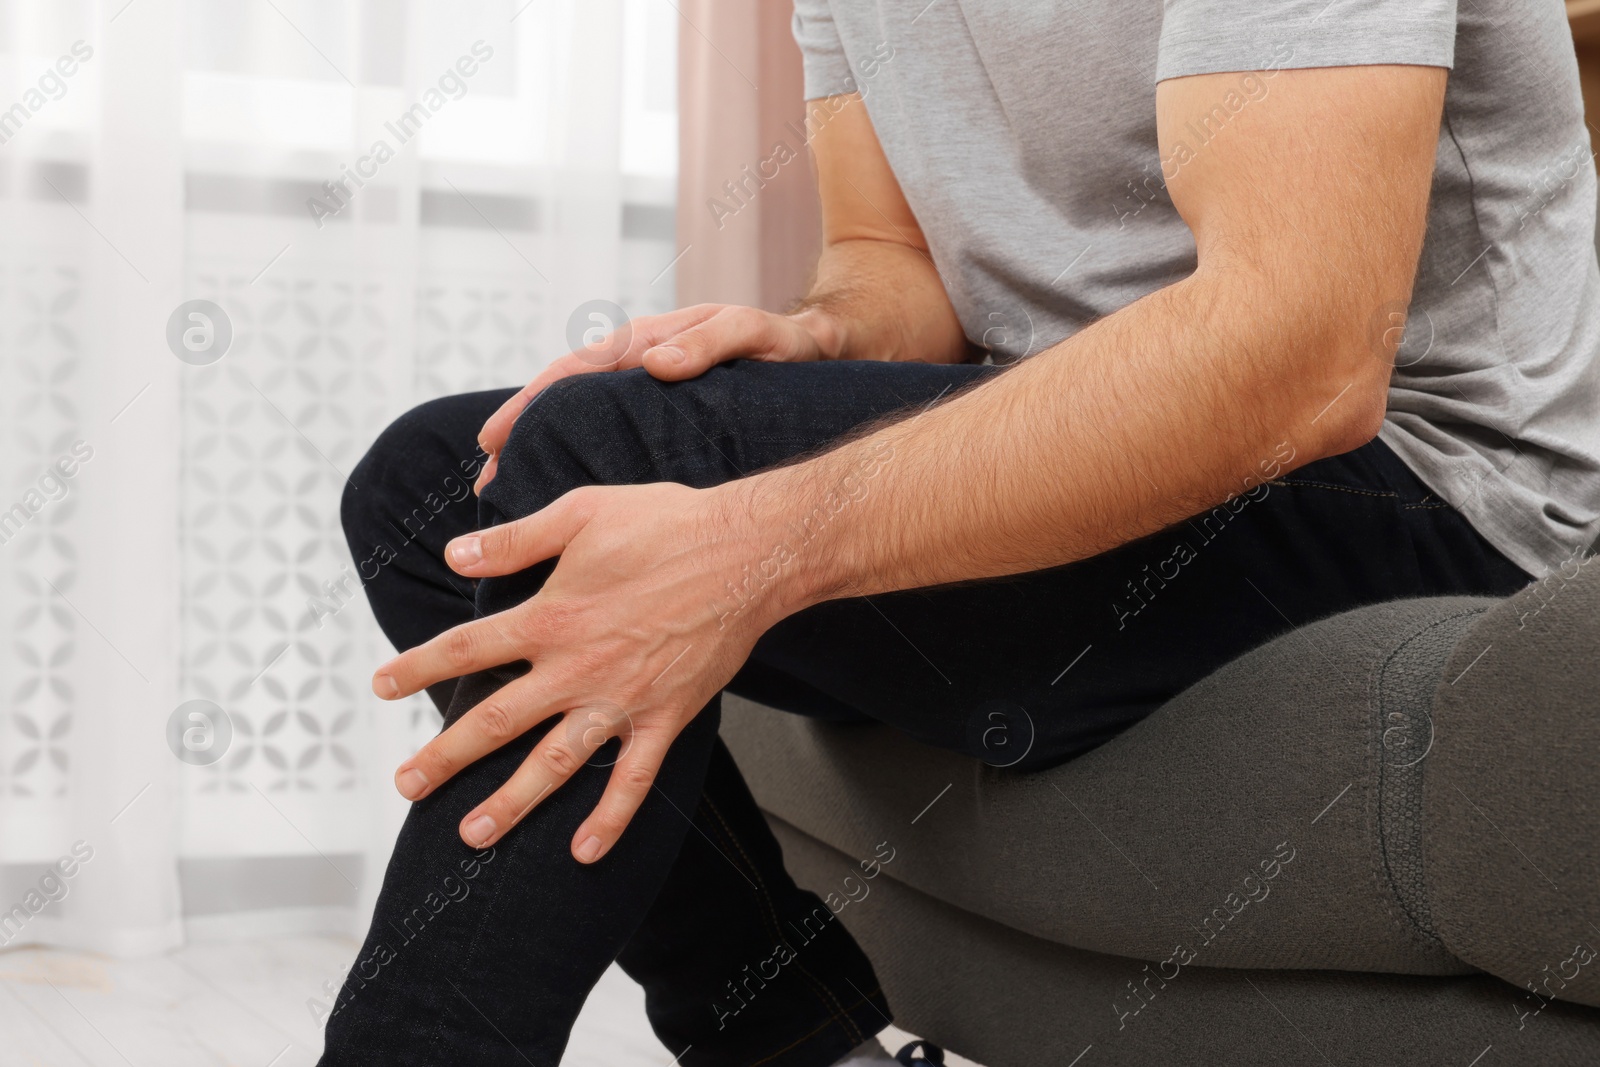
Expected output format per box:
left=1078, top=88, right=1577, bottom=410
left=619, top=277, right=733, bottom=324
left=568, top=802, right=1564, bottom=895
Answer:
left=676, top=0, right=822, bottom=313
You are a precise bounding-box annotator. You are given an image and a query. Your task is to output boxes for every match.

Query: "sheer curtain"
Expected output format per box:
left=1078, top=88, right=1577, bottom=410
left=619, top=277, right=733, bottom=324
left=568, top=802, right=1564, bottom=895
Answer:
left=0, top=0, right=677, bottom=955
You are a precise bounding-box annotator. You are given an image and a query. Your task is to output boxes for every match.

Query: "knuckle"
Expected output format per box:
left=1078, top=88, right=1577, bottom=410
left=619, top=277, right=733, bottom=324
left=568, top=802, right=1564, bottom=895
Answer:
left=443, top=626, right=479, bottom=669
left=474, top=703, right=519, bottom=744
left=539, top=739, right=584, bottom=778
left=560, top=484, right=602, bottom=518
left=722, top=305, right=764, bottom=334
left=566, top=711, right=609, bottom=753
left=590, top=807, right=631, bottom=839
left=508, top=606, right=547, bottom=643
left=506, top=522, right=540, bottom=559
left=478, top=523, right=515, bottom=559
left=615, top=759, right=657, bottom=793
left=533, top=600, right=575, bottom=640
left=416, top=745, right=457, bottom=780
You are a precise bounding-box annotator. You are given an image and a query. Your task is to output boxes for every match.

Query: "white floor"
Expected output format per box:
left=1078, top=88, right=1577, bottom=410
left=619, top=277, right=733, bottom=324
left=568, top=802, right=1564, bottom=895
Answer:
left=0, top=935, right=980, bottom=1066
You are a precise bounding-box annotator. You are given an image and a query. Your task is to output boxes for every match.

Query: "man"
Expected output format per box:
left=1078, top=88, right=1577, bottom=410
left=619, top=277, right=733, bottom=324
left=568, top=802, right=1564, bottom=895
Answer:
left=322, top=0, right=1600, bottom=1064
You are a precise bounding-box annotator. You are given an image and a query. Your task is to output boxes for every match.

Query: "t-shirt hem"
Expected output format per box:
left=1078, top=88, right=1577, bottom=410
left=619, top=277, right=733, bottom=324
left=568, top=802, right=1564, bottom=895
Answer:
left=1378, top=422, right=1586, bottom=580
left=1155, top=19, right=1456, bottom=82
left=802, top=55, right=858, bottom=101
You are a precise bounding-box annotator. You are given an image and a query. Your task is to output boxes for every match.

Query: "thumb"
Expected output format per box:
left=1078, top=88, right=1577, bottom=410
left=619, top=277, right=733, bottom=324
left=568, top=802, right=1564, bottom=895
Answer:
left=640, top=341, right=714, bottom=380
left=446, top=487, right=598, bottom=577
left=642, top=306, right=815, bottom=381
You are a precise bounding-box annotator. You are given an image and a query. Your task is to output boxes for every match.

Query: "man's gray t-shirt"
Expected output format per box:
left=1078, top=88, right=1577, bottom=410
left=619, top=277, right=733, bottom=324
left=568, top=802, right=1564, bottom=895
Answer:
left=790, top=0, right=1600, bottom=578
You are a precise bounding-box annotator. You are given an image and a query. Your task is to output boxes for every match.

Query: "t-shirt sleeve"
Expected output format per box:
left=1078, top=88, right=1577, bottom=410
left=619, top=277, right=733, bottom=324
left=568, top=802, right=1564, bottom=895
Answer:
left=1156, top=0, right=1458, bottom=82
left=792, top=0, right=857, bottom=100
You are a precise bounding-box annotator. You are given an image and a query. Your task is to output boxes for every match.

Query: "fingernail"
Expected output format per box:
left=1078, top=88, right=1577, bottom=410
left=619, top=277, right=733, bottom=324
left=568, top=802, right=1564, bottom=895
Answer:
left=649, top=345, right=685, bottom=365
left=575, top=834, right=606, bottom=863
left=450, top=536, right=482, bottom=567
left=395, top=767, right=428, bottom=800
left=464, top=814, right=497, bottom=847
left=373, top=673, right=400, bottom=699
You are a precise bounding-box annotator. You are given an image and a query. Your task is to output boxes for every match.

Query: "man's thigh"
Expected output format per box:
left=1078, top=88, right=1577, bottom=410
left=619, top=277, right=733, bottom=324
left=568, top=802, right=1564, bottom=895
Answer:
left=741, top=437, right=1528, bottom=770
left=428, top=360, right=1526, bottom=772
left=483, top=359, right=996, bottom=509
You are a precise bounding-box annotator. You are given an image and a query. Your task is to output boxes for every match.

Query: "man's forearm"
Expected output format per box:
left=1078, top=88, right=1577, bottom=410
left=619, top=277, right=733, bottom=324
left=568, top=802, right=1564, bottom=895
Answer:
left=790, top=238, right=972, bottom=365
left=723, top=265, right=1389, bottom=618
left=713, top=64, right=1441, bottom=619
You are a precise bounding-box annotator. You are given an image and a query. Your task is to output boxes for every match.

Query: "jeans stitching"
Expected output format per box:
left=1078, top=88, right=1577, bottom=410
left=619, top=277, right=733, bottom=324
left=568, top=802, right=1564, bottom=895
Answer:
left=1271, top=478, right=1399, bottom=500
left=420, top=817, right=537, bottom=1061
left=701, top=795, right=866, bottom=1047
left=745, top=986, right=887, bottom=1067
left=700, top=796, right=863, bottom=1046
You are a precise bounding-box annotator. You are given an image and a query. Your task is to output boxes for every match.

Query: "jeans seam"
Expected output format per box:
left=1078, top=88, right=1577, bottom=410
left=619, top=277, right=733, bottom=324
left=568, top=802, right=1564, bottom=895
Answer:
left=701, top=794, right=866, bottom=1048
left=1271, top=478, right=1400, bottom=500
left=744, top=985, right=886, bottom=1067
left=421, top=817, right=538, bottom=1062
left=701, top=796, right=863, bottom=1046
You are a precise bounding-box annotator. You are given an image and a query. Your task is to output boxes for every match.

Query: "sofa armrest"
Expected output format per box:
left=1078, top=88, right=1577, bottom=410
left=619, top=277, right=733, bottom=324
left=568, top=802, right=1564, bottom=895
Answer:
left=1425, top=556, right=1600, bottom=1007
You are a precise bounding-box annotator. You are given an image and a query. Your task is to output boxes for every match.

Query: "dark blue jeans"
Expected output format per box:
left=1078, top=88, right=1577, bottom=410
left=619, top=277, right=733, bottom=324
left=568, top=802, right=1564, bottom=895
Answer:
left=323, top=359, right=1529, bottom=1067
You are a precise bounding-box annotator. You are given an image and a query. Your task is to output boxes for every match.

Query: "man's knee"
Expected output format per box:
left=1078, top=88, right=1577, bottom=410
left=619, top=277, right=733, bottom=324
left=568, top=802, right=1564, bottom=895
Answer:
left=342, top=396, right=486, bottom=554
left=489, top=370, right=663, bottom=514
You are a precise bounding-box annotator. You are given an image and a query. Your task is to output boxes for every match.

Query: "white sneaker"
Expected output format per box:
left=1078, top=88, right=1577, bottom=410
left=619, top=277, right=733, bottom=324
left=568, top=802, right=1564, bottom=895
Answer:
left=834, top=1039, right=899, bottom=1065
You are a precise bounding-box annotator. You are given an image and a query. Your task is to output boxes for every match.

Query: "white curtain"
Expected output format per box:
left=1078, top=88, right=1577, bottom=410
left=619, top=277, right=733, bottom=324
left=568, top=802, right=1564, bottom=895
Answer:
left=0, top=0, right=677, bottom=956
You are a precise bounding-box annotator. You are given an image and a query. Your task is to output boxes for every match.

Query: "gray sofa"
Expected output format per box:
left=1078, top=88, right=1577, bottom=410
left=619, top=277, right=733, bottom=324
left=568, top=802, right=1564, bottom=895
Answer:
left=720, top=558, right=1600, bottom=1065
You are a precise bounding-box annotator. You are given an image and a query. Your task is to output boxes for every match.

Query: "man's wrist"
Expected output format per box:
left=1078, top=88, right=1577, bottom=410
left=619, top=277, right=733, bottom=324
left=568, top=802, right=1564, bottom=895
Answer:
left=787, top=305, right=849, bottom=362
left=705, top=464, right=865, bottom=629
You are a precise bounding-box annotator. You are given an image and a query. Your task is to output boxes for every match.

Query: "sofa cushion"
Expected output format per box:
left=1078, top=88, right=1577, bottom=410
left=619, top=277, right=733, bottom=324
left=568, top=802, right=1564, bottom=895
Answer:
left=722, top=596, right=1505, bottom=975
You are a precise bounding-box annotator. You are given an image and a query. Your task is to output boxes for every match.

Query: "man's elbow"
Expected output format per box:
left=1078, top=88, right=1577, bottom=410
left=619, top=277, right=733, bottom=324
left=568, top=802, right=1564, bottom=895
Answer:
left=1204, top=263, right=1401, bottom=463
left=1304, top=352, right=1390, bottom=460
left=1321, top=392, right=1387, bottom=457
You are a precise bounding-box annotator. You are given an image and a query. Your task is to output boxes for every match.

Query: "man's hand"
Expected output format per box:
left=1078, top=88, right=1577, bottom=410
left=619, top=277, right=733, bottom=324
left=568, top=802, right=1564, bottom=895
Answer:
left=473, top=304, right=841, bottom=493
left=476, top=93, right=974, bottom=494
left=373, top=481, right=781, bottom=863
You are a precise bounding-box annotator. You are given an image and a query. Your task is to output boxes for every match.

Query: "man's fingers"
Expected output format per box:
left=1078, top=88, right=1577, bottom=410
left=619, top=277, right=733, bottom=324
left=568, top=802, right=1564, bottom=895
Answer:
left=476, top=358, right=583, bottom=458
left=472, top=450, right=499, bottom=494
left=642, top=305, right=816, bottom=381
left=393, top=673, right=554, bottom=803
left=446, top=487, right=595, bottom=577
left=476, top=305, right=731, bottom=456
left=478, top=383, right=537, bottom=458
left=570, top=738, right=666, bottom=863
left=454, top=707, right=641, bottom=849
left=373, top=616, right=531, bottom=700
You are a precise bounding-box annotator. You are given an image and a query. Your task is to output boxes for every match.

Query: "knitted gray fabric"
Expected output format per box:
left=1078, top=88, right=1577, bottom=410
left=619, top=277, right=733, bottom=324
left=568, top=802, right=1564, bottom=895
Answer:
left=1425, top=559, right=1600, bottom=1009
left=724, top=597, right=1508, bottom=975
left=774, top=819, right=1600, bottom=1067
left=1376, top=608, right=1486, bottom=944
left=722, top=580, right=1600, bottom=1059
